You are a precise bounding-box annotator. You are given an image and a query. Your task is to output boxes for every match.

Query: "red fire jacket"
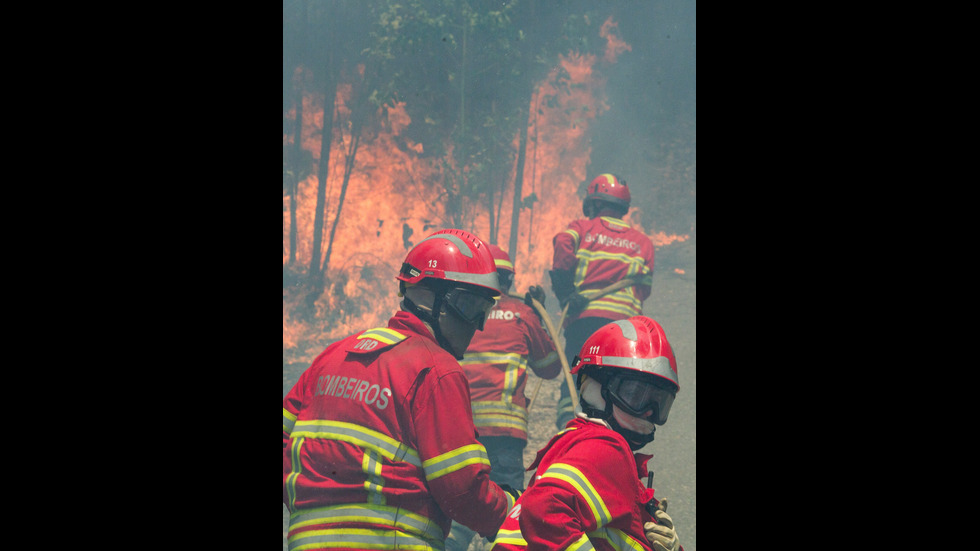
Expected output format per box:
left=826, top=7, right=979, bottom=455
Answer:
left=490, top=418, right=662, bottom=551
left=283, top=310, right=515, bottom=550
left=553, top=216, right=655, bottom=326
left=459, top=295, right=562, bottom=440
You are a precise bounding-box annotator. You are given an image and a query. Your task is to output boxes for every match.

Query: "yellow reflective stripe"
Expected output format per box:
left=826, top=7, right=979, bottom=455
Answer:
left=288, top=527, right=442, bottom=551
left=567, top=532, right=596, bottom=551
left=600, top=216, right=630, bottom=228
left=292, top=420, right=421, bottom=467
left=471, top=402, right=528, bottom=420
left=531, top=351, right=559, bottom=371
left=358, top=328, right=408, bottom=345
left=563, top=228, right=581, bottom=249
left=422, top=443, right=490, bottom=480
left=540, top=463, right=611, bottom=527
left=494, top=257, right=514, bottom=271
left=588, top=527, right=646, bottom=551
left=588, top=300, right=641, bottom=317
left=471, top=402, right=528, bottom=431
left=283, top=408, right=297, bottom=434
left=460, top=351, right=527, bottom=404
left=286, top=436, right=305, bottom=511
left=494, top=527, right=527, bottom=546
left=289, top=504, right=444, bottom=544
left=362, top=449, right=386, bottom=505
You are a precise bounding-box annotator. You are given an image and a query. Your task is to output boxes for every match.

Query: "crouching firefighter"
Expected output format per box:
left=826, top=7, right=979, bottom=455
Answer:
left=490, top=316, right=683, bottom=551
left=283, top=229, right=519, bottom=550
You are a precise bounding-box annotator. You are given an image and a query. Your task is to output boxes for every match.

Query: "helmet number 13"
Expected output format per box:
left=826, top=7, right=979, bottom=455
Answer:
left=428, top=260, right=438, bottom=268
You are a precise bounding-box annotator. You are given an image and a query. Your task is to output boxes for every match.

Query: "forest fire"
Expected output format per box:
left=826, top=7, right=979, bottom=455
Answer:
left=284, top=17, right=689, bottom=364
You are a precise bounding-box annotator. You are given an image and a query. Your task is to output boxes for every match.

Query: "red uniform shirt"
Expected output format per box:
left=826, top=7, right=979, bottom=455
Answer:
left=490, top=418, right=661, bottom=551
left=283, top=311, right=515, bottom=550
left=553, top=216, right=655, bottom=326
left=459, top=295, right=561, bottom=440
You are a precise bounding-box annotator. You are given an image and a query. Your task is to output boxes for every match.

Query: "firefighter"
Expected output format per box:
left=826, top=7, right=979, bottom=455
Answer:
left=283, top=229, right=520, bottom=551
left=490, top=316, right=683, bottom=551
left=550, top=173, right=656, bottom=429
left=446, top=244, right=562, bottom=551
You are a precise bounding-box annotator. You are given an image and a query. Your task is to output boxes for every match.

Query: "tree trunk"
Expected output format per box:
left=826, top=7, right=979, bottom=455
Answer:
left=308, top=65, right=337, bottom=286
left=289, top=68, right=303, bottom=266
left=508, top=98, right=530, bottom=262
left=321, top=108, right=364, bottom=277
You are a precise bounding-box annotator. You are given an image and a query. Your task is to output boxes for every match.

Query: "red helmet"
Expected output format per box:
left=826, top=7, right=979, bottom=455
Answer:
left=584, top=173, right=631, bottom=214
left=397, top=229, right=500, bottom=297
left=486, top=243, right=514, bottom=275
left=572, top=316, right=678, bottom=427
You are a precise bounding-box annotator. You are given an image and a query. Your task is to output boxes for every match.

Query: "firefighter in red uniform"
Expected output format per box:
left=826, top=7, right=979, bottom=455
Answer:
left=283, top=229, right=520, bottom=551
left=550, top=174, right=656, bottom=429
left=490, top=316, right=683, bottom=551
left=446, top=244, right=562, bottom=551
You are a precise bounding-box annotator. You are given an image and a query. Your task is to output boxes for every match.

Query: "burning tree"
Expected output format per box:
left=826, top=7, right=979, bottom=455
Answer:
left=283, top=0, right=689, bottom=365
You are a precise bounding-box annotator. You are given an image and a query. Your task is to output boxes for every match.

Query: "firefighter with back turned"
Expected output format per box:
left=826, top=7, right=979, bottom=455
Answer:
left=283, top=229, right=520, bottom=550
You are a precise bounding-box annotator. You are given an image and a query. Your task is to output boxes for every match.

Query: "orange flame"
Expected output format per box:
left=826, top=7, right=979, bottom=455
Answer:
left=284, top=19, right=689, bottom=363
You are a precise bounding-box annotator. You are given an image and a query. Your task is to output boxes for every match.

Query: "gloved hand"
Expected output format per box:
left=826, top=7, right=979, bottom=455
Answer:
left=524, top=285, right=546, bottom=309
left=563, top=291, right=589, bottom=318
left=524, top=285, right=547, bottom=320
left=644, top=499, right=680, bottom=551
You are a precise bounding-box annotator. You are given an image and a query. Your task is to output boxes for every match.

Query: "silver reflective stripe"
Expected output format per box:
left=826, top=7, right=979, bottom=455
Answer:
left=362, top=449, right=386, bottom=505
left=422, top=444, right=490, bottom=480
left=588, top=526, right=646, bottom=551
left=567, top=532, right=597, bottom=551
left=493, top=527, right=528, bottom=546
left=443, top=269, right=499, bottom=291
left=417, top=233, right=474, bottom=257
left=289, top=504, right=444, bottom=544
left=596, top=355, right=677, bottom=386
left=291, top=420, right=422, bottom=468
left=611, top=319, right=637, bottom=340
left=359, top=328, right=408, bottom=345
left=540, top=463, right=611, bottom=526
left=283, top=408, right=297, bottom=434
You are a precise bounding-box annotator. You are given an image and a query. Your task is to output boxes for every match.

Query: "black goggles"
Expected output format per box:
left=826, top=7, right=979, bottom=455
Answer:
left=604, top=373, right=675, bottom=425
left=443, top=288, right=496, bottom=329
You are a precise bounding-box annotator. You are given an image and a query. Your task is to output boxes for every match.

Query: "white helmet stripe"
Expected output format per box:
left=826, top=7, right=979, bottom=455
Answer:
left=444, top=269, right=499, bottom=291
left=415, top=233, right=473, bottom=258
left=611, top=319, right=637, bottom=341
left=600, top=355, right=678, bottom=386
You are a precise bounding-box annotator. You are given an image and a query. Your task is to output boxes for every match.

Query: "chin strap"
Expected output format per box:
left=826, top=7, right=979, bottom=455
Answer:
left=403, top=294, right=465, bottom=360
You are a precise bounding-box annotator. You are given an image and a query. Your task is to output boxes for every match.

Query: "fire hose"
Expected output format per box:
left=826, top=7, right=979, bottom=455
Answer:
left=521, top=276, right=642, bottom=415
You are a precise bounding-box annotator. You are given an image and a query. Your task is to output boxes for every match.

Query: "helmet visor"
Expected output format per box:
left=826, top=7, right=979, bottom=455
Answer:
left=444, top=288, right=496, bottom=329
left=605, top=373, right=675, bottom=425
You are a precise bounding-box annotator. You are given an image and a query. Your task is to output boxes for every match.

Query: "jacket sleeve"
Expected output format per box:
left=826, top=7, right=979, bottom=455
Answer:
left=523, top=312, right=561, bottom=380
left=413, top=364, right=514, bottom=537
left=552, top=223, right=581, bottom=272
left=282, top=369, right=307, bottom=448
left=517, top=435, right=639, bottom=550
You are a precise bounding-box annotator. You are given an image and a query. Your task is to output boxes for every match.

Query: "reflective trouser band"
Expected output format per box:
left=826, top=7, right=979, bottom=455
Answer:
left=288, top=527, right=444, bottom=551
left=289, top=504, right=444, bottom=550
left=472, top=402, right=528, bottom=433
